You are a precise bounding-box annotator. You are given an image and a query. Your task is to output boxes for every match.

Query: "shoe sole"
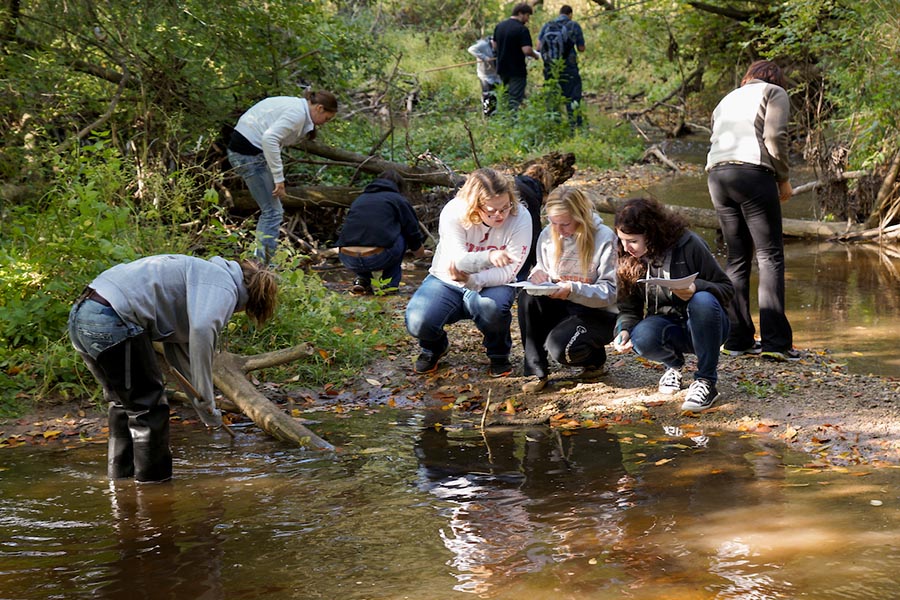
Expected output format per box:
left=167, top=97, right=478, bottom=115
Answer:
left=721, top=345, right=762, bottom=357
left=681, top=400, right=718, bottom=412
left=489, top=368, right=513, bottom=378
left=760, top=351, right=801, bottom=362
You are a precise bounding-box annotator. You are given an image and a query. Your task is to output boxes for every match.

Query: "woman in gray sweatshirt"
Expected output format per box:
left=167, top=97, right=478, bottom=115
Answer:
left=68, top=255, right=277, bottom=482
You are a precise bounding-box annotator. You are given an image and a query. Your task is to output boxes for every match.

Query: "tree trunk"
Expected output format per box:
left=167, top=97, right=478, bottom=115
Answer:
left=210, top=344, right=336, bottom=451
left=864, top=149, right=900, bottom=229
left=229, top=185, right=361, bottom=210
left=296, top=139, right=466, bottom=188
left=594, top=197, right=860, bottom=239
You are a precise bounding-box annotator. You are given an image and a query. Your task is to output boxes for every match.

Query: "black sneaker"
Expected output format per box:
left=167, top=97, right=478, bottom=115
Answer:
left=350, top=278, right=373, bottom=296
left=721, top=340, right=762, bottom=356
left=681, top=378, right=719, bottom=412
left=578, top=364, right=608, bottom=380
left=414, top=346, right=448, bottom=374
left=761, top=348, right=801, bottom=362
left=488, top=356, right=513, bottom=378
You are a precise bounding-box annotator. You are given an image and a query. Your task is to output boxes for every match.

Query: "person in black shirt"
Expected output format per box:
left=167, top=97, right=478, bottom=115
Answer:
left=492, top=3, right=541, bottom=110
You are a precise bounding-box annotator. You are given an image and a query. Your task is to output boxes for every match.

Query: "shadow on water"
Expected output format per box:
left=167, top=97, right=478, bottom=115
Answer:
left=3, top=409, right=900, bottom=599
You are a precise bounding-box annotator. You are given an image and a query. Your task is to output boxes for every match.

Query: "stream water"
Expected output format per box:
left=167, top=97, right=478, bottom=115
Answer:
left=3, top=410, right=900, bottom=599
left=644, top=138, right=900, bottom=379
left=2, top=140, right=900, bottom=599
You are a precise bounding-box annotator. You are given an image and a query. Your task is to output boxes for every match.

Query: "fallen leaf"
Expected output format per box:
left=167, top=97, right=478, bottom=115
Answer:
left=655, top=458, right=674, bottom=466
left=365, top=378, right=381, bottom=387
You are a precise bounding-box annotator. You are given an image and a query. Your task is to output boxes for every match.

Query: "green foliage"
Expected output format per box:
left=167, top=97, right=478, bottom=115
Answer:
left=738, top=380, right=794, bottom=399
left=224, top=252, right=401, bottom=386
left=0, top=137, right=232, bottom=409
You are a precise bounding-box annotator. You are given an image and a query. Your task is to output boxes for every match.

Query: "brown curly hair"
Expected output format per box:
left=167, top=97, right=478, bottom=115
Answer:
left=614, top=197, right=689, bottom=296
left=239, top=259, right=279, bottom=325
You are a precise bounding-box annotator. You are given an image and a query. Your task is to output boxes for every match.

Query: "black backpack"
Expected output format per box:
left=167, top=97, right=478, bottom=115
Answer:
left=540, top=19, right=571, bottom=61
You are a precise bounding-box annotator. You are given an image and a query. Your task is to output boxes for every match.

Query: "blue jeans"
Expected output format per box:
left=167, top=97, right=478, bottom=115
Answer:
left=708, top=164, right=793, bottom=352
left=338, top=234, right=406, bottom=289
left=405, top=274, right=516, bottom=358
left=68, top=297, right=143, bottom=359
left=227, top=150, right=282, bottom=262
left=628, top=291, right=729, bottom=383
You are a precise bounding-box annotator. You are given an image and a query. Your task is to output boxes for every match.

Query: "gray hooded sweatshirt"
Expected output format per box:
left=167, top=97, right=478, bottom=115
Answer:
left=90, top=254, right=248, bottom=426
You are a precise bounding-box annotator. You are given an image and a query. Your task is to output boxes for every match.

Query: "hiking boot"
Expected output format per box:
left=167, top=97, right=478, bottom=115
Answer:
left=414, top=346, right=449, bottom=374
left=681, top=378, right=719, bottom=412
left=521, top=377, right=547, bottom=393
left=761, top=348, right=802, bottom=362
left=658, top=368, right=683, bottom=394
left=488, top=356, right=513, bottom=378
left=350, top=278, right=373, bottom=296
left=578, top=364, right=607, bottom=380
left=721, top=340, right=762, bottom=356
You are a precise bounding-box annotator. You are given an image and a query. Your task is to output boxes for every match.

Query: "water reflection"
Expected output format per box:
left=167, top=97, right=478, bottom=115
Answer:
left=4, top=412, right=900, bottom=599
left=99, top=482, right=226, bottom=600
left=643, top=173, right=900, bottom=378
left=416, top=417, right=628, bottom=595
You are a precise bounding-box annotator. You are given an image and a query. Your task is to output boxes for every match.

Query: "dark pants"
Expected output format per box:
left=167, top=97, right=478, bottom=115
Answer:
left=708, top=164, right=793, bottom=352
left=544, top=62, right=583, bottom=126
left=517, top=291, right=616, bottom=378
left=68, top=298, right=172, bottom=482
left=501, top=75, right=527, bottom=110
left=338, top=234, right=407, bottom=290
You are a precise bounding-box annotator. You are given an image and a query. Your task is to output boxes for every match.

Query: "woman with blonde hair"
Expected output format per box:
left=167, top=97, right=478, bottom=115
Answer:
left=518, top=186, right=618, bottom=393
left=68, top=254, right=278, bottom=482
left=406, top=168, right=533, bottom=376
left=227, top=90, right=339, bottom=262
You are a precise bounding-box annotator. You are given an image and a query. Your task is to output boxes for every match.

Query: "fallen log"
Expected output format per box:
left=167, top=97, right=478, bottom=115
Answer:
left=296, top=139, right=466, bottom=188
left=211, top=344, right=335, bottom=450
left=593, top=196, right=862, bottom=239
left=229, top=185, right=361, bottom=211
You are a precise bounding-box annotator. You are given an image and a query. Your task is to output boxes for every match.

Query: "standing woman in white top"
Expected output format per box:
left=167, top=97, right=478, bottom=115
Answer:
left=227, top=91, right=338, bottom=262
left=706, top=61, right=797, bottom=361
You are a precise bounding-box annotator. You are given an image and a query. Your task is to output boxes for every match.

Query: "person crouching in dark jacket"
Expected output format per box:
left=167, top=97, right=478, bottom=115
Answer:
left=612, top=197, right=734, bottom=414
left=336, top=170, right=426, bottom=295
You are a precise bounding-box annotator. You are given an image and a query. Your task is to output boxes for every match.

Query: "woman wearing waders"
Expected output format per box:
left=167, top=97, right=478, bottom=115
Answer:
left=68, top=255, right=277, bottom=482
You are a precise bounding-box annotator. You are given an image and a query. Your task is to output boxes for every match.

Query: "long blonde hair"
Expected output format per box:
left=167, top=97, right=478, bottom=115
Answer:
left=457, top=168, right=519, bottom=228
left=240, top=259, right=279, bottom=325
left=544, top=186, right=596, bottom=279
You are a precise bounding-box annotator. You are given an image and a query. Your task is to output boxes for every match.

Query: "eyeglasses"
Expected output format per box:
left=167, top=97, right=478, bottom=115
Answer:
left=479, top=203, right=512, bottom=216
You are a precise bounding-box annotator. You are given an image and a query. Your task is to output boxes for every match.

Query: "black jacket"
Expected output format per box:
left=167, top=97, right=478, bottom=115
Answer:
left=615, top=231, right=734, bottom=335
left=335, top=179, right=424, bottom=251
left=515, top=174, right=543, bottom=280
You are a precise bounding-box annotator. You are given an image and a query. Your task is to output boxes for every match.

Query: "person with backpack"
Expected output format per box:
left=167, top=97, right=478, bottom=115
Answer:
left=537, top=5, right=586, bottom=126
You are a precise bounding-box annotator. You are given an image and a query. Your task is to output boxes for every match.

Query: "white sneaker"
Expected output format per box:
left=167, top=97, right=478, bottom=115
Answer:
left=681, top=379, right=719, bottom=412
left=658, top=368, right=683, bottom=394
